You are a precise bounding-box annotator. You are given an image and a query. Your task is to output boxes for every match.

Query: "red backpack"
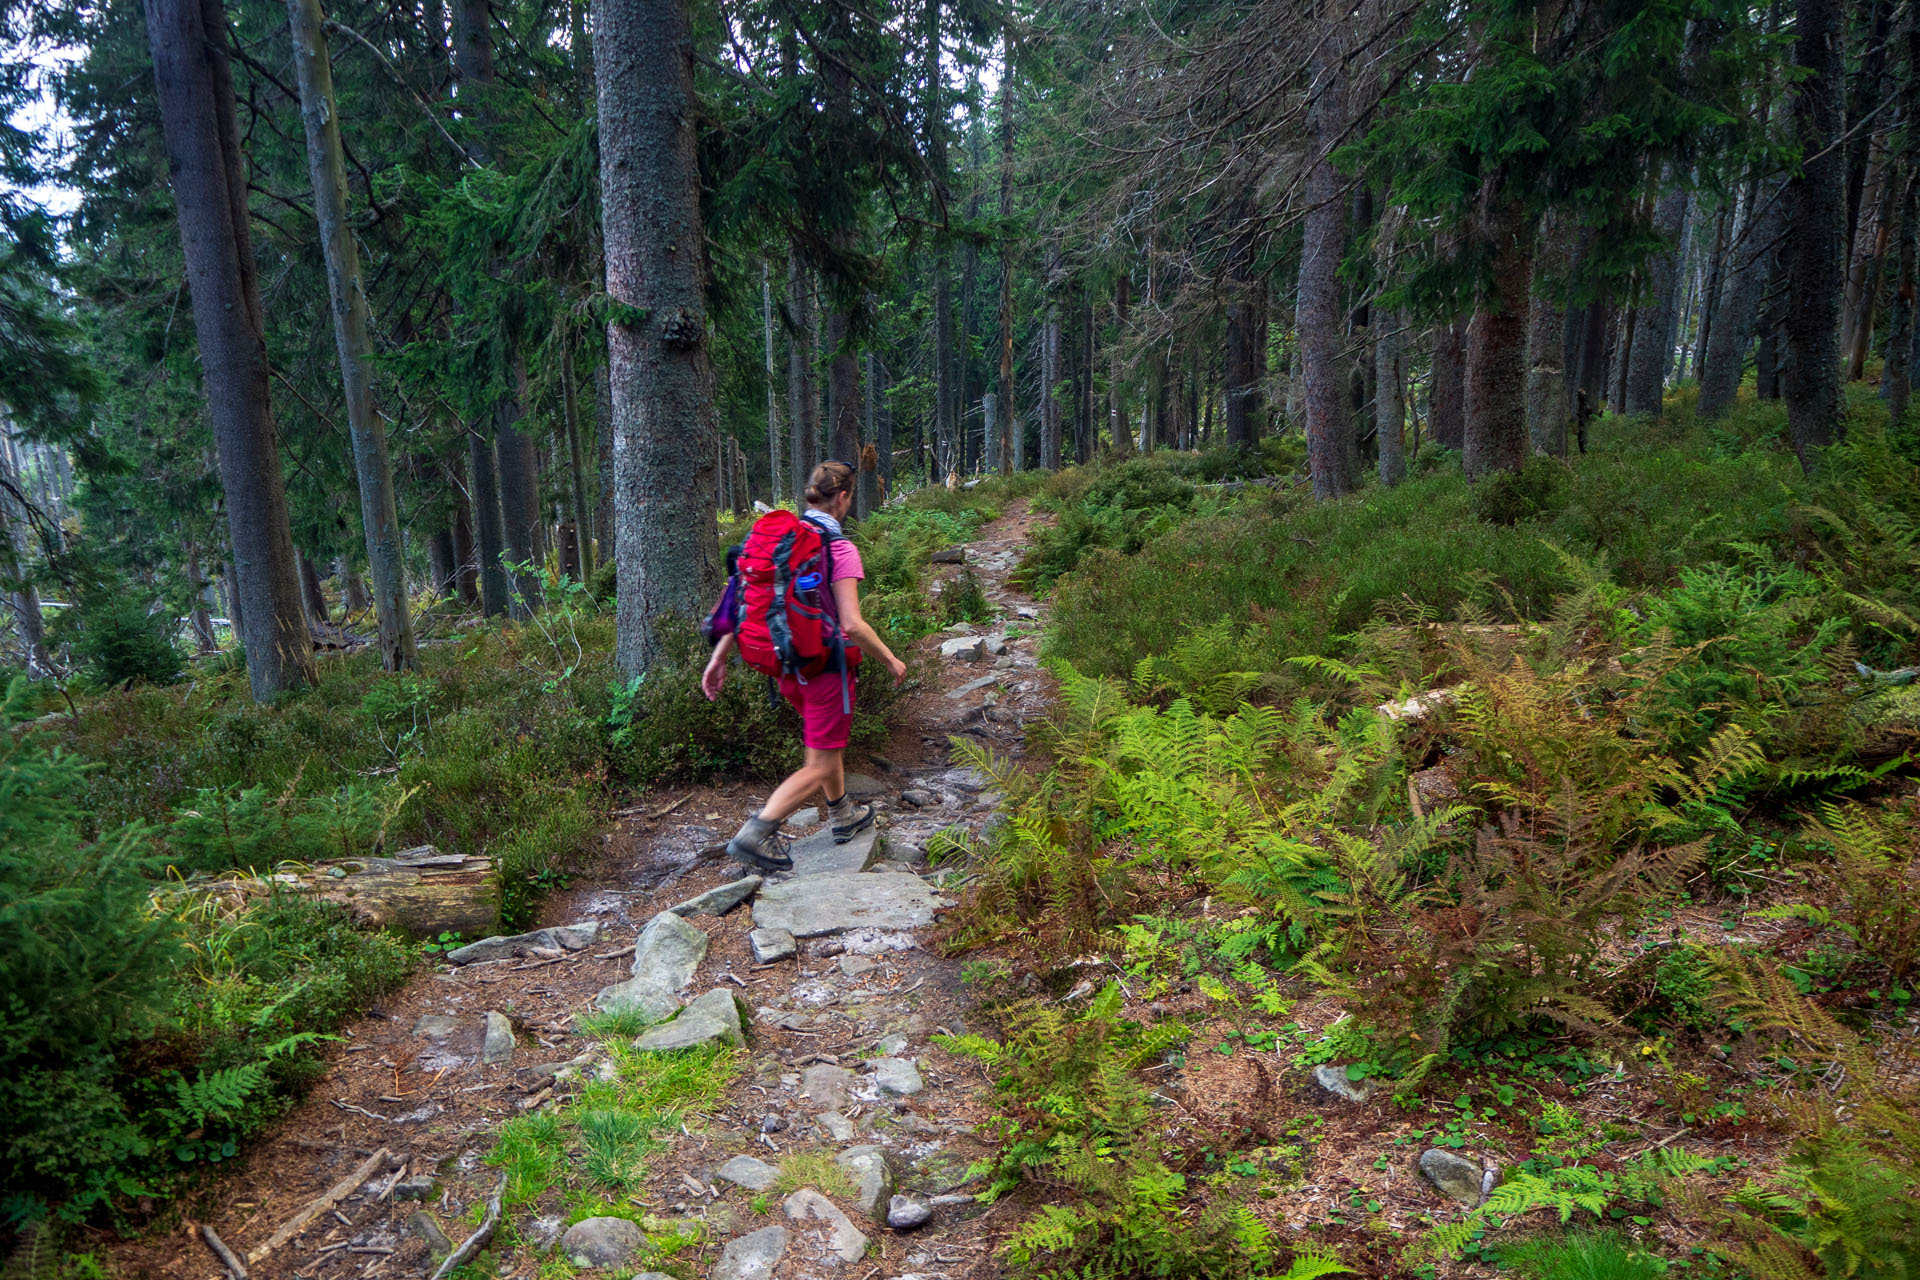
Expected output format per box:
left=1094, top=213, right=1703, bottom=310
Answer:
left=711, top=510, right=861, bottom=708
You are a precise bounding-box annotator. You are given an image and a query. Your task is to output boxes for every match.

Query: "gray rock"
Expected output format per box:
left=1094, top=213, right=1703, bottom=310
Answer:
left=712, top=1226, right=789, bottom=1280
left=816, top=1110, right=856, bottom=1141
left=843, top=773, right=885, bottom=801
left=930, top=547, right=965, bottom=564
left=525, top=1215, right=566, bottom=1248
left=787, top=806, right=820, bottom=828
left=1016, top=605, right=1038, bottom=619
left=783, top=1189, right=869, bottom=1263
left=481, top=1011, right=514, bottom=1064
left=944, top=674, right=1002, bottom=699
left=938, top=635, right=985, bottom=663
left=1419, top=1148, right=1489, bottom=1205
left=561, top=1216, right=645, bottom=1267
left=409, top=1210, right=452, bottom=1257
left=1313, top=1063, right=1374, bottom=1103
left=801, top=1064, right=855, bottom=1110
left=760, top=1112, right=789, bottom=1134
left=983, top=635, right=1007, bottom=656
left=786, top=825, right=877, bottom=876
left=836, top=1145, right=895, bottom=1223
left=633, top=988, right=747, bottom=1052
left=716, top=1155, right=780, bottom=1193
left=411, top=1014, right=460, bottom=1038
left=899, top=788, right=939, bottom=808
left=669, top=875, right=762, bottom=918
left=874, top=1032, right=909, bottom=1056
left=443, top=921, right=600, bottom=965
left=594, top=910, right=710, bottom=1017
left=749, top=927, right=797, bottom=964
left=391, top=1175, right=435, bottom=1202
left=839, top=955, right=876, bottom=977
left=870, top=1058, right=924, bottom=1096
left=887, top=1195, right=932, bottom=1231
left=754, top=872, right=943, bottom=937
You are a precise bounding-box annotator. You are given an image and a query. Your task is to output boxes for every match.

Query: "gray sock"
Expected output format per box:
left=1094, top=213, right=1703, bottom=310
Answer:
left=735, top=814, right=778, bottom=844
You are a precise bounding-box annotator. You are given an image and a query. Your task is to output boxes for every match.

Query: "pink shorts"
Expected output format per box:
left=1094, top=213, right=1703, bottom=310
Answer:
left=779, top=669, right=857, bottom=750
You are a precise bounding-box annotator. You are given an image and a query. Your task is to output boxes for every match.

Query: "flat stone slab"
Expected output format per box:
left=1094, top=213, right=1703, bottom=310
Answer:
left=713, top=1226, right=788, bottom=1280
left=594, top=910, right=709, bottom=1017
left=784, top=1188, right=868, bottom=1263
left=633, top=988, right=747, bottom=1052
left=870, top=1057, right=923, bottom=1096
left=749, top=927, right=796, bottom=964
left=716, top=1155, right=780, bottom=1193
left=800, top=1064, right=854, bottom=1111
left=669, top=875, right=762, bottom=917
left=443, top=921, right=600, bottom=965
left=412, top=1014, right=460, bottom=1038
left=944, top=674, right=1002, bottom=699
left=786, top=825, right=877, bottom=876
left=754, top=872, right=942, bottom=937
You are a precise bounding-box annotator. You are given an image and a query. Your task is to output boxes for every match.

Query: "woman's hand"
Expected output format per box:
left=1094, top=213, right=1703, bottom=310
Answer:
left=701, top=638, right=734, bottom=701
left=884, top=652, right=907, bottom=682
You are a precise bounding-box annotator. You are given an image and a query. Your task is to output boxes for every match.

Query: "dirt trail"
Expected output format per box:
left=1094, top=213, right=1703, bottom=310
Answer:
left=119, top=501, right=1051, bottom=1280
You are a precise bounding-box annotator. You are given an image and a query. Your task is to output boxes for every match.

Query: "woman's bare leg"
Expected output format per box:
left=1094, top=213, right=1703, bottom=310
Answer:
left=757, top=747, right=846, bottom=821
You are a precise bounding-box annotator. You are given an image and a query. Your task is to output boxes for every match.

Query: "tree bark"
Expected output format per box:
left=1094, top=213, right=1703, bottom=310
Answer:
left=763, top=260, right=783, bottom=502
left=595, top=0, right=723, bottom=674
left=298, top=550, right=330, bottom=627
left=495, top=363, right=544, bottom=616
left=1526, top=208, right=1573, bottom=456
left=1429, top=321, right=1465, bottom=449
left=1847, top=135, right=1898, bottom=381
left=1110, top=273, right=1131, bottom=455
left=1885, top=172, right=1919, bottom=423
left=996, top=27, right=1017, bottom=476
left=1625, top=183, right=1689, bottom=417
left=924, top=0, right=956, bottom=479
left=1699, top=182, right=1786, bottom=420
left=826, top=301, right=862, bottom=468
left=285, top=0, right=416, bottom=671
left=1463, top=183, right=1533, bottom=478
left=1224, top=216, right=1265, bottom=449
left=787, top=254, right=819, bottom=493
left=1376, top=308, right=1406, bottom=485
left=1300, top=22, right=1352, bottom=497
left=429, top=526, right=457, bottom=598
left=1783, top=0, right=1847, bottom=471
left=561, top=335, right=594, bottom=578
left=186, top=546, right=218, bottom=653
left=143, top=0, right=314, bottom=699
left=1040, top=248, right=1063, bottom=470
left=0, top=424, right=49, bottom=675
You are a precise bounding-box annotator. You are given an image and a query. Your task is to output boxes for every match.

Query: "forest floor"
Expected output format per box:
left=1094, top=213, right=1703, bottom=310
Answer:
left=109, top=502, right=1056, bottom=1280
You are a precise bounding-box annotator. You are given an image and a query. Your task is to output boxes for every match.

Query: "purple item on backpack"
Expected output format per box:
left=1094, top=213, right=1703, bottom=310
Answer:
left=701, top=547, right=743, bottom=645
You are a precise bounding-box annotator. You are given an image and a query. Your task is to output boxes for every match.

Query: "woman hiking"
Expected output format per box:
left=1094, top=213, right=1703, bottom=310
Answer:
left=701, top=460, right=908, bottom=872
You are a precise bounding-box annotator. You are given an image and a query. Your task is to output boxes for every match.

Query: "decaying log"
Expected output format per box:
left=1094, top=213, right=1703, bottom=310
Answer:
left=159, top=846, right=498, bottom=940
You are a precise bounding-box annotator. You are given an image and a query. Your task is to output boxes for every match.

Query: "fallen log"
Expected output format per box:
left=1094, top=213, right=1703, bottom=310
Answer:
left=159, top=846, right=498, bottom=940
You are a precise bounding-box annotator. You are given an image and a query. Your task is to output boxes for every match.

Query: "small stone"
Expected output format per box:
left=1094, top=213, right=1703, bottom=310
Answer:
left=887, top=1195, right=933, bottom=1231
left=525, top=1215, right=566, bottom=1247
left=938, top=635, right=985, bottom=663
left=408, top=1211, right=452, bottom=1258
left=801, top=1064, right=855, bottom=1110
left=874, top=1032, right=908, bottom=1056
left=411, top=1014, right=459, bottom=1039
left=632, top=988, right=747, bottom=1052
left=391, top=1175, right=435, bottom=1202
left=716, top=1155, right=781, bottom=1193
left=839, top=955, right=876, bottom=977
left=1313, top=1063, right=1374, bottom=1104
left=787, top=806, right=820, bottom=828
left=668, top=875, right=762, bottom=917
left=900, top=788, right=939, bottom=808
left=1016, top=605, right=1038, bottom=619
left=760, top=1112, right=789, bottom=1133
left=712, top=1226, right=789, bottom=1280
left=481, top=1011, right=514, bottom=1065
left=944, top=674, right=1002, bottom=700
left=836, top=1145, right=896, bottom=1223
left=1419, top=1148, right=1490, bottom=1205
left=817, top=1110, right=856, bottom=1141
left=870, top=1057, right=924, bottom=1097
left=750, top=927, right=797, bottom=964
left=783, top=1188, right=869, bottom=1263
left=561, top=1216, right=645, bottom=1267
left=983, top=635, right=1007, bottom=656
left=930, top=547, right=965, bottom=564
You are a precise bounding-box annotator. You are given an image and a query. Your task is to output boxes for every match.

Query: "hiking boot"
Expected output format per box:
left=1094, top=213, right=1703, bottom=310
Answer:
left=726, top=815, right=793, bottom=872
left=827, top=791, right=874, bottom=844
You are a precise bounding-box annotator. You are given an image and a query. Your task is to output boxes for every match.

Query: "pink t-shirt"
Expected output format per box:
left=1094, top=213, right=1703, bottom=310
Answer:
left=830, top=539, right=865, bottom=583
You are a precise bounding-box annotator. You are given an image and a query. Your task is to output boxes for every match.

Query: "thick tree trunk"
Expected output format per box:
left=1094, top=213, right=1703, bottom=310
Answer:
left=285, top=0, right=416, bottom=671
left=428, top=526, right=457, bottom=598
left=340, top=560, right=371, bottom=615
left=561, top=336, right=594, bottom=578
left=1224, top=218, right=1265, bottom=449
left=875, top=355, right=894, bottom=493
left=1783, top=0, right=1847, bottom=470
left=1526, top=209, right=1573, bottom=456
left=298, top=550, right=330, bottom=627
left=1699, top=182, right=1786, bottom=420
left=1463, top=185, right=1533, bottom=478
left=1885, top=172, right=1919, bottom=424
left=826, top=302, right=862, bottom=468
left=1041, top=248, right=1063, bottom=470
left=595, top=0, right=723, bottom=674
left=143, top=0, right=313, bottom=699
left=186, top=547, right=218, bottom=653
left=495, top=369, right=544, bottom=616
left=1300, top=25, right=1352, bottom=498
left=1079, top=295, right=1096, bottom=463
left=1847, top=139, right=1898, bottom=381
left=594, top=364, right=614, bottom=560
left=1429, top=321, right=1465, bottom=449
left=1376, top=309, right=1406, bottom=486
left=788, top=254, right=819, bottom=493
left=924, top=0, right=955, bottom=480
left=1625, top=184, right=1688, bottom=417
left=1110, top=274, right=1131, bottom=455
left=763, top=261, right=783, bottom=502
left=0, top=427, right=49, bottom=675
left=448, top=455, right=479, bottom=604
left=467, top=431, right=510, bottom=615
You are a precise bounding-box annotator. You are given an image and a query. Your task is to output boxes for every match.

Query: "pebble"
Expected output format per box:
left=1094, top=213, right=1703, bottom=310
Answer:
left=801, top=1063, right=855, bottom=1110
left=480, top=1011, right=514, bottom=1065
left=900, top=787, right=940, bottom=807
left=836, top=1145, right=896, bottom=1222
left=759, top=1112, right=789, bottom=1134
left=839, top=955, right=877, bottom=977
left=391, top=1175, right=435, bottom=1202
left=887, top=1195, right=933, bottom=1230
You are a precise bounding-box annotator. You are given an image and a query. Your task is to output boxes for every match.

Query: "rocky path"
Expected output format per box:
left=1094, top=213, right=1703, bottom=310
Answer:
left=128, top=503, right=1050, bottom=1280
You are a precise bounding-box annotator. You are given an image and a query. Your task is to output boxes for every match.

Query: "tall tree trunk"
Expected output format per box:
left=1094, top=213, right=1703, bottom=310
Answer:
left=763, top=260, right=783, bottom=502
left=1224, top=214, right=1265, bottom=449
left=448, top=454, right=479, bottom=605
left=285, top=0, right=417, bottom=670
left=1842, top=127, right=1892, bottom=372
left=1376, top=308, right=1406, bottom=485
left=1699, top=181, right=1787, bottom=419
left=594, top=364, right=614, bottom=559
left=595, top=0, right=723, bottom=674
left=1463, top=182, right=1533, bottom=478
left=298, top=550, right=330, bottom=626
left=495, top=360, right=544, bottom=616
left=857, top=351, right=878, bottom=517
left=0, top=425, right=49, bottom=675
left=1041, top=247, right=1063, bottom=470
left=143, top=0, right=314, bottom=699
left=826, top=301, right=862, bottom=468
left=996, top=28, right=1017, bottom=476
left=1783, top=0, right=1848, bottom=471
left=1429, top=321, right=1465, bottom=449
left=924, top=0, right=955, bottom=479
left=1847, top=137, right=1898, bottom=380
left=876, top=354, right=895, bottom=494
left=1079, top=295, right=1096, bottom=463
left=468, top=431, right=510, bottom=615
left=1110, top=274, right=1131, bottom=455
left=1301, top=24, right=1351, bottom=497
left=429, top=526, right=457, bottom=598
left=1526, top=208, right=1573, bottom=456
left=1625, top=183, right=1689, bottom=417
left=787, top=255, right=819, bottom=493
left=185, top=546, right=217, bottom=653
left=562, top=335, right=594, bottom=577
